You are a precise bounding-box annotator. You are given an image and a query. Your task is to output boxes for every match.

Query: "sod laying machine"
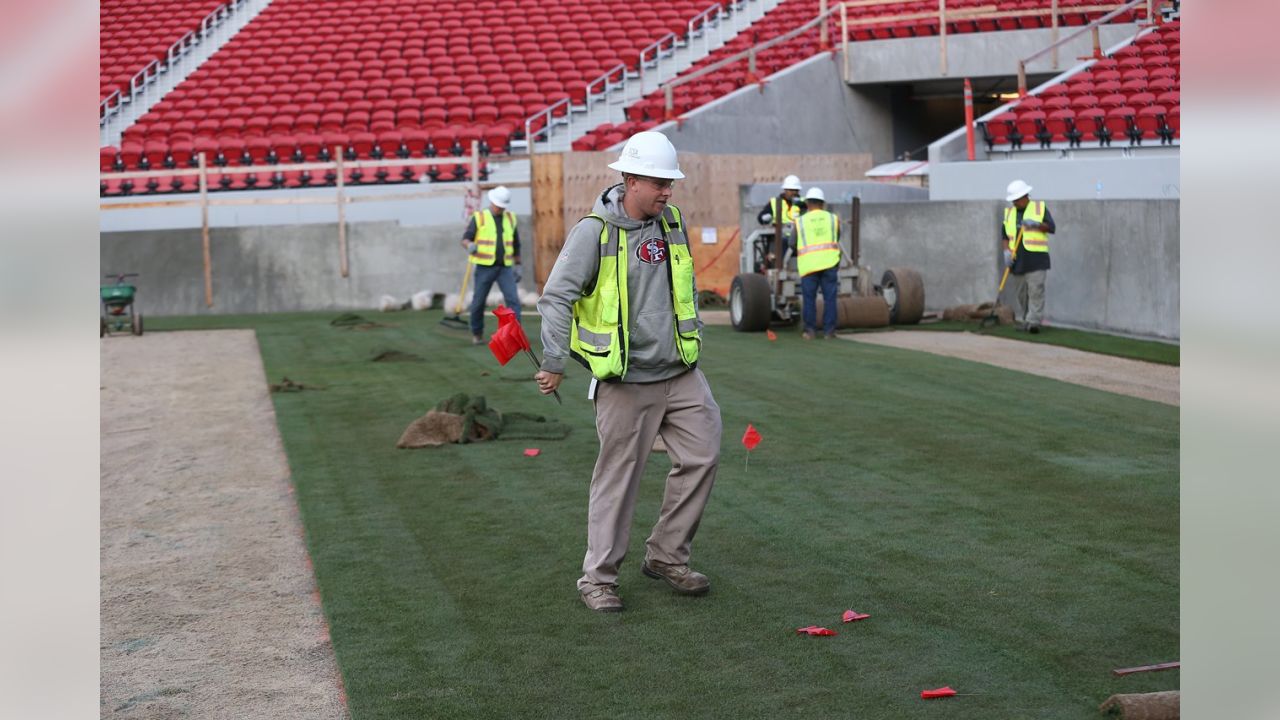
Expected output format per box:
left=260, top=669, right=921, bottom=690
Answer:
left=728, top=197, right=925, bottom=332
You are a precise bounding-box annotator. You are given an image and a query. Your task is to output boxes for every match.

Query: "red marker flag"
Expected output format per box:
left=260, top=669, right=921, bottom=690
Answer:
left=766, top=329, right=778, bottom=341
left=488, top=306, right=561, bottom=404
left=921, top=687, right=957, bottom=699
left=742, top=424, right=761, bottom=451
left=796, top=626, right=837, bottom=637
left=842, top=610, right=871, bottom=623
left=488, top=321, right=524, bottom=365
left=523, top=448, right=541, bottom=457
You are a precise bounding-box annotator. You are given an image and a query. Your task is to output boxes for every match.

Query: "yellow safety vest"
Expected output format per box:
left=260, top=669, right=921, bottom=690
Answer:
left=569, top=205, right=700, bottom=381
left=1004, top=201, right=1049, bottom=253
left=469, top=209, right=517, bottom=266
left=770, top=196, right=802, bottom=225
left=795, top=208, right=841, bottom=276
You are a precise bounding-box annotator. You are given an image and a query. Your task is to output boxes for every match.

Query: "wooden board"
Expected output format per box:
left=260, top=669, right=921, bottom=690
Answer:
left=687, top=225, right=742, bottom=298
left=535, top=151, right=874, bottom=287
left=531, top=153, right=564, bottom=289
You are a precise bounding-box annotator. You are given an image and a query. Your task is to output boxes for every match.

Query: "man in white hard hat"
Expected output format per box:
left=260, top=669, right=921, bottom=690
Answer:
left=794, top=187, right=842, bottom=339
left=535, top=131, right=722, bottom=613
left=754, top=174, right=804, bottom=270
left=462, top=185, right=522, bottom=344
left=1002, top=179, right=1056, bottom=333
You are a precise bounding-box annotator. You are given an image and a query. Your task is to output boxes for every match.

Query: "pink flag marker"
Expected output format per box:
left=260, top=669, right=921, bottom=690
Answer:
left=523, top=448, right=541, bottom=457
left=842, top=610, right=871, bottom=623
left=796, top=626, right=837, bottom=637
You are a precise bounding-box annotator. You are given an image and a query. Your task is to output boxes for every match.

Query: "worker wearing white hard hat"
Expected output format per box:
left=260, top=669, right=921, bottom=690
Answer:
left=1001, top=179, right=1056, bottom=333
left=753, top=174, right=806, bottom=272
left=535, top=131, right=722, bottom=613
left=794, top=186, right=842, bottom=339
left=461, top=184, right=522, bottom=343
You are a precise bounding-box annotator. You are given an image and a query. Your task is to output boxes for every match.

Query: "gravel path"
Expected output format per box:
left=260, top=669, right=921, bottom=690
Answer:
left=100, top=331, right=347, bottom=719
left=846, top=330, right=1179, bottom=406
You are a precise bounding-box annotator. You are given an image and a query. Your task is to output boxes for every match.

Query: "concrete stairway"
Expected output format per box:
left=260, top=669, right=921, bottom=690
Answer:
left=518, top=0, right=786, bottom=154
left=100, top=0, right=276, bottom=148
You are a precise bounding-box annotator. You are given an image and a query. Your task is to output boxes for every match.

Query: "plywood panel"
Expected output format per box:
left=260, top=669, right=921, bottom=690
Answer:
left=531, top=153, right=563, bottom=288
left=535, top=151, right=873, bottom=286
left=687, top=225, right=742, bottom=299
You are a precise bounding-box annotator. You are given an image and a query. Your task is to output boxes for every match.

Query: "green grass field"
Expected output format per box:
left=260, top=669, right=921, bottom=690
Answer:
left=152, top=311, right=1179, bottom=719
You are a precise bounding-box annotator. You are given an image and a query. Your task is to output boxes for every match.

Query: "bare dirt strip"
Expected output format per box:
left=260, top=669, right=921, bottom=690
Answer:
left=846, top=330, right=1179, bottom=406
left=101, top=330, right=347, bottom=719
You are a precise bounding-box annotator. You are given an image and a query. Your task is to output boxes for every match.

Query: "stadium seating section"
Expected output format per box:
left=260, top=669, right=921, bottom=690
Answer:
left=101, top=0, right=225, bottom=105
left=100, top=0, right=1171, bottom=195
left=101, top=0, right=720, bottom=194
left=571, top=0, right=1142, bottom=151
left=980, top=21, right=1179, bottom=149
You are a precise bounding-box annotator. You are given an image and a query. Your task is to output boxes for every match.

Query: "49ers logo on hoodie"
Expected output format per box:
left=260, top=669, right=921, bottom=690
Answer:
left=636, top=238, right=668, bottom=265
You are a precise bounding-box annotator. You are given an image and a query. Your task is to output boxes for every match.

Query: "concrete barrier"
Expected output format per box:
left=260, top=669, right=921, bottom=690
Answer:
left=100, top=217, right=535, bottom=316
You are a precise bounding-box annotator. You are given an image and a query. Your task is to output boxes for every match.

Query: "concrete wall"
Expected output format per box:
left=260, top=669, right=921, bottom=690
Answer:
left=855, top=199, right=1179, bottom=339
left=845, top=24, right=1140, bottom=84
left=101, top=217, right=536, bottom=316
left=647, top=53, right=897, bottom=164
left=929, top=154, right=1182, bottom=201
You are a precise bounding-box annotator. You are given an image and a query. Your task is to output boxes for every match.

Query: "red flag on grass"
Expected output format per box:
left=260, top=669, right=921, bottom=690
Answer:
left=842, top=610, right=871, bottom=623
left=921, top=687, right=957, bottom=699
left=742, top=424, right=762, bottom=451
left=523, top=448, right=541, bottom=457
left=796, top=626, right=837, bottom=636
left=766, top=329, right=777, bottom=341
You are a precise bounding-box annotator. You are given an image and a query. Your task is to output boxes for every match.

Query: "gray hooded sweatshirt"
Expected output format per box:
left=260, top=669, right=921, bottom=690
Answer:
left=537, top=183, right=699, bottom=384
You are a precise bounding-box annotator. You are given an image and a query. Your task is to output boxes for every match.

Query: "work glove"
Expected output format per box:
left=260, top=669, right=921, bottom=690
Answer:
left=513, top=265, right=523, bottom=283
left=760, top=212, right=773, bottom=224
left=1003, top=249, right=1014, bottom=268
left=467, top=242, right=478, bottom=254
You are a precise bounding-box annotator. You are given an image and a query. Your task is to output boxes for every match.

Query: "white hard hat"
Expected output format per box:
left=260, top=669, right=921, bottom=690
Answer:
left=488, top=185, right=511, bottom=208
left=1005, top=179, right=1032, bottom=202
left=607, top=131, right=685, bottom=180
left=782, top=174, right=802, bottom=191
left=804, top=187, right=825, bottom=202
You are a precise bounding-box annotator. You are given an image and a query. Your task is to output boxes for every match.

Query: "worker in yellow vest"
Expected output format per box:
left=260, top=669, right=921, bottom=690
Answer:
left=534, top=132, right=722, bottom=613
left=1002, top=179, right=1056, bottom=333
left=794, top=187, right=842, bottom=339
left=462, top=185, right=522, bottom=344
left=754, top=174, right=804, bottom=270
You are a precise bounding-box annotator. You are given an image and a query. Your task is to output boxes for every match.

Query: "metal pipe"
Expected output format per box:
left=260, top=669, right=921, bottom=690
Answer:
left=198, top=153, right=212, bottom=307
left=336, top=148, right=348, bottom=278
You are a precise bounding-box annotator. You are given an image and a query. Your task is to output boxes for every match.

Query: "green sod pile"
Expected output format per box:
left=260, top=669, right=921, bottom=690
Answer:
left=151, top=312, right=1179, bottom=719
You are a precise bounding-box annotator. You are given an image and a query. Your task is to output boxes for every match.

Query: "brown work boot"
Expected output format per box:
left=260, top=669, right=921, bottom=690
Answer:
left=580, top=585, right=623, bottom=612
left=802, top=331, right=815, bottom=341
left=642, top=558, right=710, bottom=596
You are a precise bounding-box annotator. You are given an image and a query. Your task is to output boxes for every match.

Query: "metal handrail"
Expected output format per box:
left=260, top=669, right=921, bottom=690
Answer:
left=1016, top=0, right=1156, bottom=93
left=662, top=2, right=837, bottom=97
left=103, top=0, right=236, bottom=125
left=1023, top=0, right=1145, bottom=65
left=517, top=0, right=727, bottom=152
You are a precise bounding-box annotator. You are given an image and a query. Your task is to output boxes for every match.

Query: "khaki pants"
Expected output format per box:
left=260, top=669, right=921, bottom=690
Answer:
left=579, top=368, right=722, bottom=592
left=1009, top=270, right=1047, bottom=327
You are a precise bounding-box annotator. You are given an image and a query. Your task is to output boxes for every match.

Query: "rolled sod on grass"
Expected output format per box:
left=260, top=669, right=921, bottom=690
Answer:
left=149, top=311, right=1179, bottom=720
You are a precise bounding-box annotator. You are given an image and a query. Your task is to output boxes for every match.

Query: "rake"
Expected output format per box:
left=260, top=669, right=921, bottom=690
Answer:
left=439, top=262, right=473, bottom=330
left=980, top=226, right=1022, bottom=329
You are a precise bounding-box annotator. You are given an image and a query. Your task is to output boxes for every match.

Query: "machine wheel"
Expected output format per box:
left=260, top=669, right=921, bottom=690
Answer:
left=131, top=312, right=144, bottom=336
left=730, top=274, right=772, bottom=332
left=881, top=267, right=925, bottom=324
